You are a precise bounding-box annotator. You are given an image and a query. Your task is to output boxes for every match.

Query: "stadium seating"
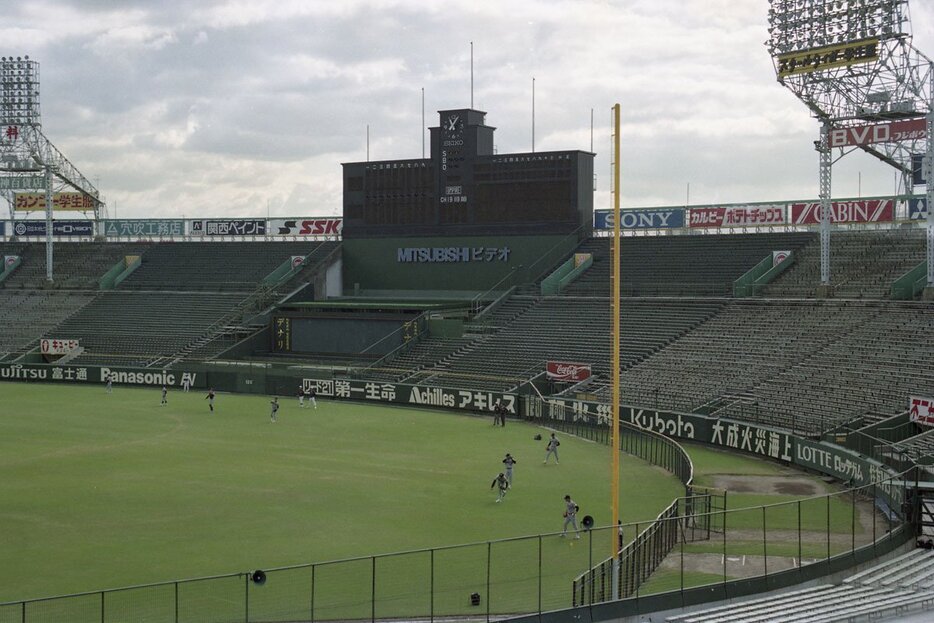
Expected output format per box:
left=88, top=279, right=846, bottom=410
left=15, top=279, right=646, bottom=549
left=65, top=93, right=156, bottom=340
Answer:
left=711, top=302, right=934, bottom=434
left=0, top=242, right=150, bottom=289
left=664, top=549, right=934, bottom=622
left=561, top=232, right=816, bottom=297
left=118, top=241, right=320, bottom=291
left=0, top=290, right=96, bottom=356
left=39, top=290, right=250, bottom=366
left=761, top=229, right=927, bottom=299
left=395, top=297, right=724, bottom=391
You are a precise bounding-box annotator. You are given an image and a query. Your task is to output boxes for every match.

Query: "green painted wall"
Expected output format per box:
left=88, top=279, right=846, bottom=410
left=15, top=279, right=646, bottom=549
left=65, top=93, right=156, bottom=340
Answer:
left=342, top=235, right=577, bottom=291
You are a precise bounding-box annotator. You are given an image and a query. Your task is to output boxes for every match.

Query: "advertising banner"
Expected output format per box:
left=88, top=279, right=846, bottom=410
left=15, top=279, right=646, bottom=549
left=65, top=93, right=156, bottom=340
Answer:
left=290, top=255, right=305, bottom=269
left=11, top=220, right=94, bottom=236
left=0, top=363, right=201, bottom=388
left=273, top=317, right=292, bottom=352
left=190, top=219, right=266, bottom=236
left=594, top=208, right=684, bottom=229
left=301, top=377, right=518, bottom=415
left=40, top=339, right=79, bottom=355
left=534, top=399, right=900, bottom=505
left=689, top=205, right=785, bottom=228
left=270, top=218, right=343, bottom=236
left=789, top=200, right=894, bottom=224
left=910, top=396, right=934, bottom=427
left=0, top=175, right=44, bottom=191
left=776, top=38, right=879, bottom=77
left=104, top=219, right=185, bottom=237
left=14, top=192, right=94, bottom=211
left=3, top=255, right=18, bottom=270
left=908, top=198, right=928, bottom=220
left=830, top=117, right=926, bottom=148
left=772, top=250, right=791, bottom=267
left=396, top=246, right=512, bottom=263
left=546, top=361, right=592, bottom=383
left=573, top=253, right=591, bottom=268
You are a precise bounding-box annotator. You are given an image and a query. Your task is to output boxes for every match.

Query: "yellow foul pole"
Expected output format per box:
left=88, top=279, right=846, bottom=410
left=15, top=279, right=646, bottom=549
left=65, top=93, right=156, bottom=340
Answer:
left=610, top=103, right=621, bottom=557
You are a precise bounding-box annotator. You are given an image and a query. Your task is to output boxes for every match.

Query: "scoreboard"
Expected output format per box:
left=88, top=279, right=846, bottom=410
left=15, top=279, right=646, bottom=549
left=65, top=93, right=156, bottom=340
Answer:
left=342, top=108, right=593, bottom=238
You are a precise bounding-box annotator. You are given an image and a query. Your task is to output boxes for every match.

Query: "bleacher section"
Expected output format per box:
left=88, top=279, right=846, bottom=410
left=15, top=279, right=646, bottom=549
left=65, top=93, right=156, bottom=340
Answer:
left=715, top=302, right=934, bottom=434
left=561, top=233, right=816, bottom=297
left=118, top=242, right=319, bottom=291
left=43, top=291, right=246, bottom=366
left=762, top=229, right=927, bottom=299
left=1, top=242, right=151, bottom=289
left=390, top=297, right=724, bottom=391
left=0, top=290, right=96, bottom=356
left=663, top=549, right=934, bottom=622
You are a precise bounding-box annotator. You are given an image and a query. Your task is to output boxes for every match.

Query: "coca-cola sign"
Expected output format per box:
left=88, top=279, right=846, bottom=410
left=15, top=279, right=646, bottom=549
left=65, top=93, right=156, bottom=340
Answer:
left=546, top=361, right=592, bottom=383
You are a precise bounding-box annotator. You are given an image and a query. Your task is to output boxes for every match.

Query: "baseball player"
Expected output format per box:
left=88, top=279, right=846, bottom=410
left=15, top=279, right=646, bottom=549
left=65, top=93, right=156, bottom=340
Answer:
left=491, top=473, right=510, bottom=502
left=544, top=433, right=560, bottom=464
left=502, top=453, right=517, bottom=485
left=270, top=396, right=280, bottom=422
left=562, top=495, right=580, bottom=538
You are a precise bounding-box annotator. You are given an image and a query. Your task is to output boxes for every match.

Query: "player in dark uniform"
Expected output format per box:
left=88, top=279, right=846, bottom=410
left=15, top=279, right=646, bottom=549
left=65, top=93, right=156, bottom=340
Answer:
left=270, top=396, right=279, bottom=422
left=205, top=388, right=216, bottom=412
left=307, top=387, right=317, bottom=409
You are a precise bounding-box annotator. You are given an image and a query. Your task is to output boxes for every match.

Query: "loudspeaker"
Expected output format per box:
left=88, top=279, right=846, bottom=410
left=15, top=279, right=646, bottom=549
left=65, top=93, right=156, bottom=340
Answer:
left=251, top=570, right=267, bottom=585
left=470, top=592, right=481, bottom=606
left=582, top=515, right=594, bottom=529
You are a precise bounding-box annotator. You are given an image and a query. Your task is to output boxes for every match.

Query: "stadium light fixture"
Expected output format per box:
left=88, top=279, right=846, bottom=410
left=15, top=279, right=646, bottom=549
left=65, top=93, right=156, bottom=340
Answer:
left=0, top=56, right=41, bottom=127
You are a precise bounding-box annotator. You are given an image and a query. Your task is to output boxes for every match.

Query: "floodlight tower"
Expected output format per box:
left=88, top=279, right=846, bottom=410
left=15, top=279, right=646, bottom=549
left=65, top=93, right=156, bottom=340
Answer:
left=0, top=55, right=103, bottom=281
left=766, top=0, right=934, bottom=293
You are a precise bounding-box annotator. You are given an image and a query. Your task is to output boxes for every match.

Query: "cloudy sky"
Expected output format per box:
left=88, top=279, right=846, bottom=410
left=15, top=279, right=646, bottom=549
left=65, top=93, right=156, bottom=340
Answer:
left=4, top=1, right=934, bottom=219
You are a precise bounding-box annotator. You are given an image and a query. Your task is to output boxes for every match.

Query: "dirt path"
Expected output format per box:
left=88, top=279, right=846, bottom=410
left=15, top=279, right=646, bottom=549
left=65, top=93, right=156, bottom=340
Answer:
left=662, top=472, right=894, bottom=580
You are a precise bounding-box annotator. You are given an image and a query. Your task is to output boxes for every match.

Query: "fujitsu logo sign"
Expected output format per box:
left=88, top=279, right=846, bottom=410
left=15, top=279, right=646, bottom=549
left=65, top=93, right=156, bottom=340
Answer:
left=546, top=361, right=592, bottom=382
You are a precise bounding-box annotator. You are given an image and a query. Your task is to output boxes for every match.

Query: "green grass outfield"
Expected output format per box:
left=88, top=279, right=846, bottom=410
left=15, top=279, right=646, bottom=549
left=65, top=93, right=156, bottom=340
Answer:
left=0, top=382, right=689, bottom=607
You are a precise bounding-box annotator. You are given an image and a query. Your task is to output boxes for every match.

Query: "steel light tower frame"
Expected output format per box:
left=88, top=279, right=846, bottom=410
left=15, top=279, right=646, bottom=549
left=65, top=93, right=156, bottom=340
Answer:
left=0, top=55, right=103, bottom=282
left=766, top=0, right=934, bottom=288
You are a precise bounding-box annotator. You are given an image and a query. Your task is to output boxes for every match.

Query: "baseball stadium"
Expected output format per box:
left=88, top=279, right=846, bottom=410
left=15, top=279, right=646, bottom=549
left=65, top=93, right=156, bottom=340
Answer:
left=4, top=2, right=934, bottom=623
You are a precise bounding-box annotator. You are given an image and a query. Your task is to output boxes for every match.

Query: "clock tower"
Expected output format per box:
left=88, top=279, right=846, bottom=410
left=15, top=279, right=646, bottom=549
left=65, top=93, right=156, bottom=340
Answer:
left=429, top=109, right=494, bottom=220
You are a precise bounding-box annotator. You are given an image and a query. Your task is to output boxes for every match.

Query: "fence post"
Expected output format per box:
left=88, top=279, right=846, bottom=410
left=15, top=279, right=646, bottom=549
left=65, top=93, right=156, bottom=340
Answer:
left=371, top=556, right=376, bottom=623
left=826, top=495, right=831, bottom=561
left=486, top=541, right=491, bottom=623
left=537, top=536, right=542, bottom=616
left=430, top=549, right=435, bottom=623
left=244, top=574, right=249, bottom=623
left=100, top=591, right=104, bottom=623
left=851, top=487, right=857, bottom=555
left=762, top=506, right=767, bottom=578
left=175, top=582, right=179, bottom=623
left=797, top=501, right=802, bottom=573
left=310, top=564, right=315, bottom=623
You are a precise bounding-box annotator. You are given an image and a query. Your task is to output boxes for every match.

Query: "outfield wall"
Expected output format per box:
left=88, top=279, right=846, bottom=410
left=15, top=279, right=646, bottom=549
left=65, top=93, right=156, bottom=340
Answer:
left=0, top=362, right=904, bottom=509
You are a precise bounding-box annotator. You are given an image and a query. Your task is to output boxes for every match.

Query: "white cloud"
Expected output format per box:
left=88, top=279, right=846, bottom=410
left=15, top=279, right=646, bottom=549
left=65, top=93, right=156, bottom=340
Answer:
left=1, top=1, right=932, bottom=217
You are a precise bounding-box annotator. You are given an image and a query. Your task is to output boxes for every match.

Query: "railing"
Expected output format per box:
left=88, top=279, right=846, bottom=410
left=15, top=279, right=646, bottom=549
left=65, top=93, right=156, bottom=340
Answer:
left=572, top=470, right=910, bottom=608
